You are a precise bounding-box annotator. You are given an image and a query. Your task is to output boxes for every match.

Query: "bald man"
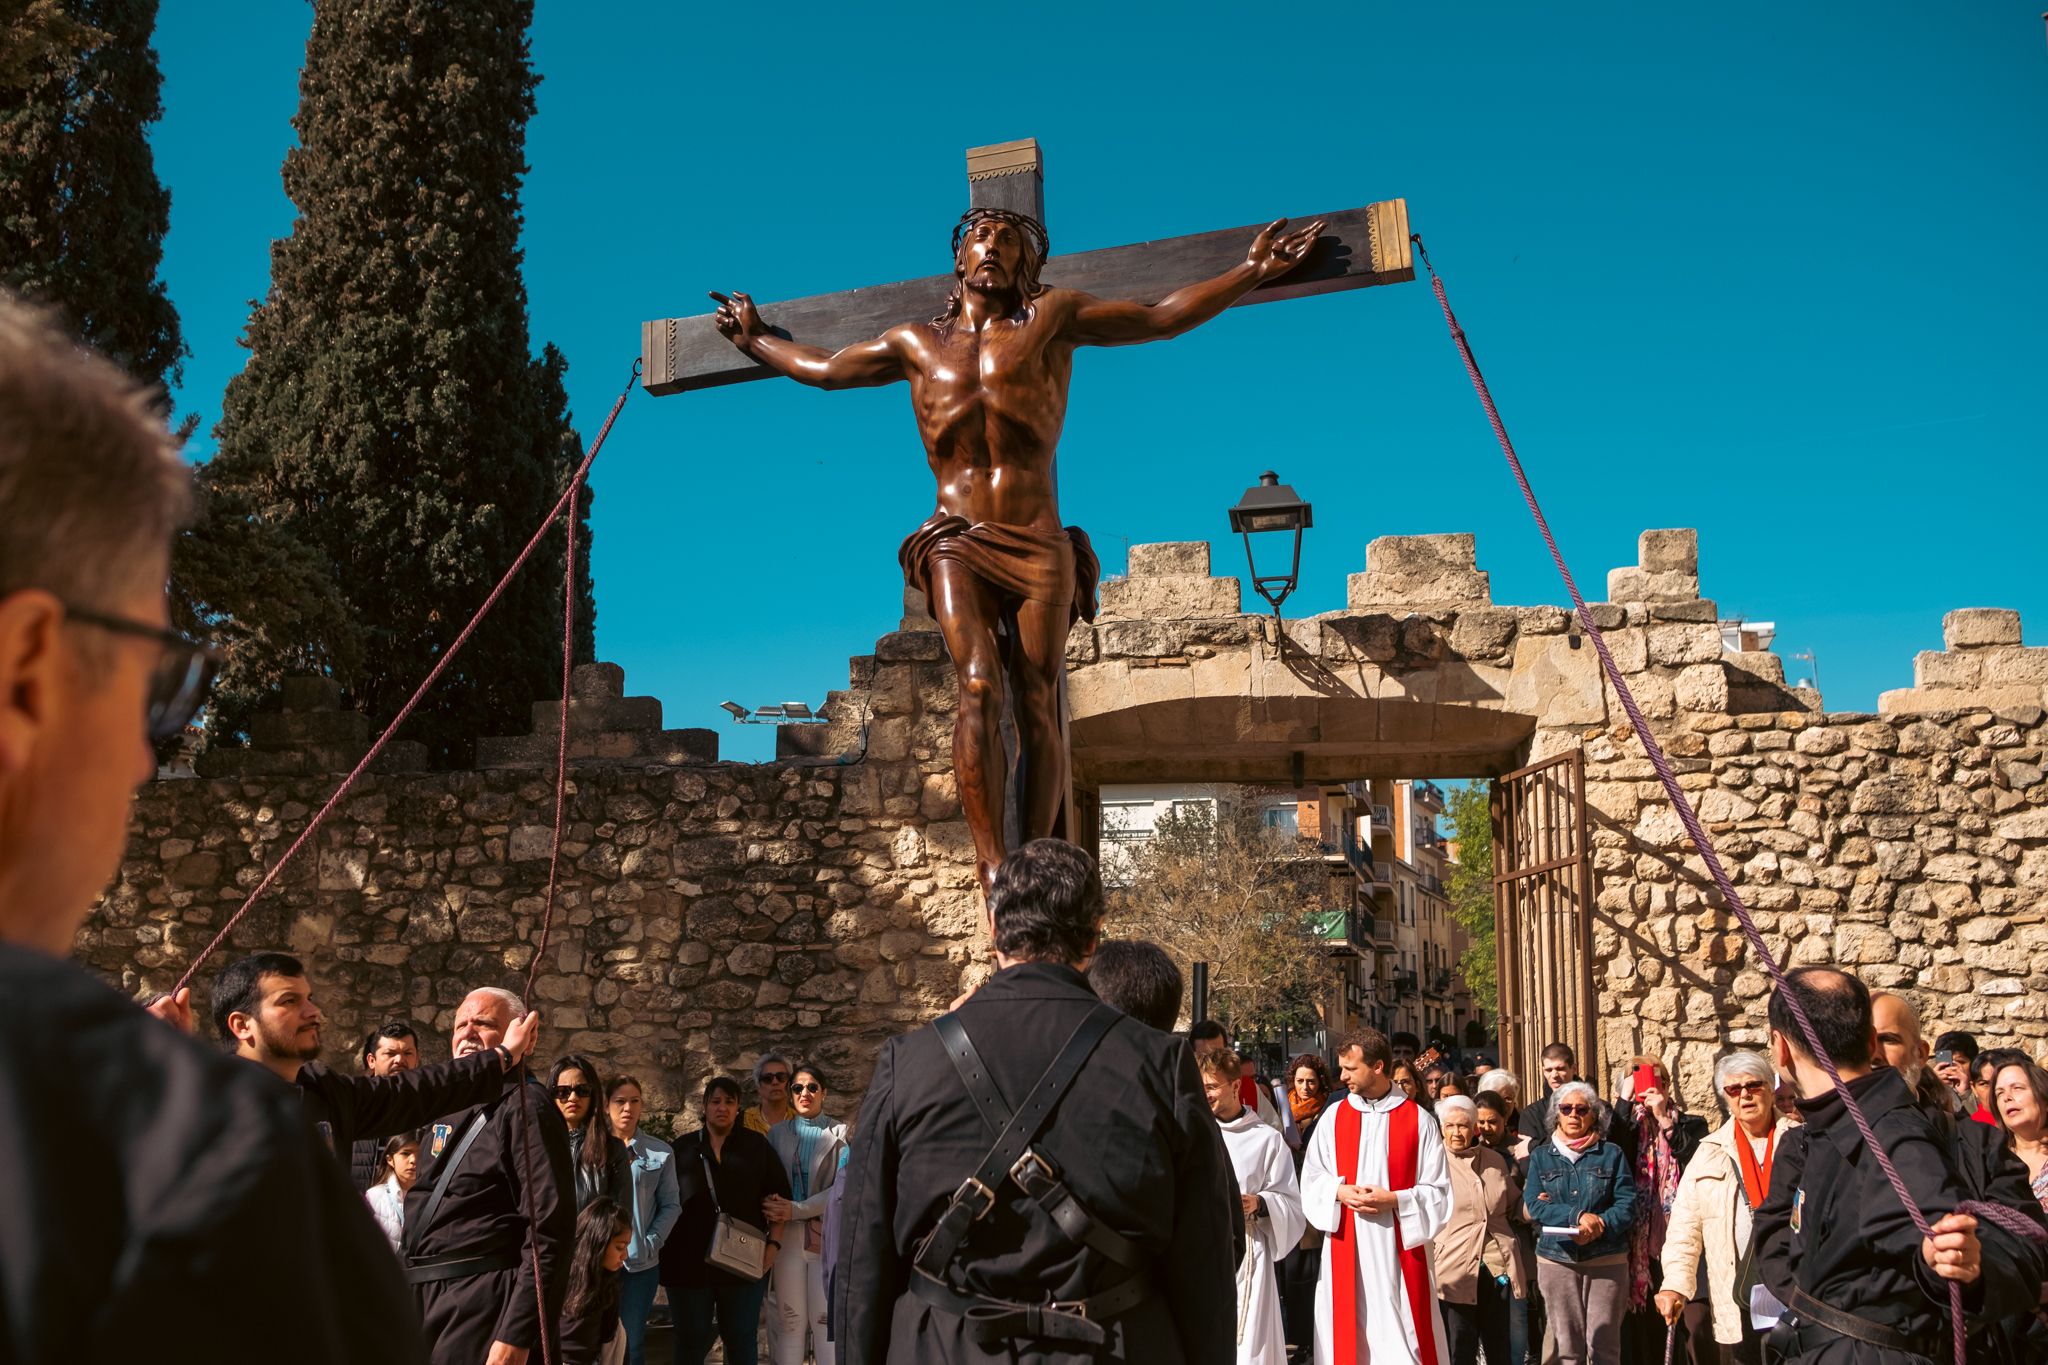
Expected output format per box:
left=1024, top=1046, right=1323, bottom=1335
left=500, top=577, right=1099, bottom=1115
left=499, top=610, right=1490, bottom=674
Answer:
left=1871, top=992, right=1951, bottom=1115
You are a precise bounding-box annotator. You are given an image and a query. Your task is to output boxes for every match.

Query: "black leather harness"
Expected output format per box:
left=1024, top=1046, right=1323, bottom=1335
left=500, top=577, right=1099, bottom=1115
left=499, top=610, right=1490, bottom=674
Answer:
left=909, top=1003, right=1148, bottom=1348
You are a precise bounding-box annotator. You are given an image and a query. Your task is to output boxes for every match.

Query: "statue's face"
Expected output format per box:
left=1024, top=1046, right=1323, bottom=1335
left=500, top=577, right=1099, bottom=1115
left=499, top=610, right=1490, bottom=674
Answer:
left=958, top=217, right=1024, bottom=293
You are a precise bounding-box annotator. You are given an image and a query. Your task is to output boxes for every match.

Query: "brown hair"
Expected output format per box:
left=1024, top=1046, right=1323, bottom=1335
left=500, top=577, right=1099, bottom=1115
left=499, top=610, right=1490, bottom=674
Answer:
left=1335, top=1027, right=1393, bottom=1071
left=0, top=294, right=191, bottom=624
left=1196, top=1047, right=1241, bottom=1083
left=932, top=208, right=1049, bottom=330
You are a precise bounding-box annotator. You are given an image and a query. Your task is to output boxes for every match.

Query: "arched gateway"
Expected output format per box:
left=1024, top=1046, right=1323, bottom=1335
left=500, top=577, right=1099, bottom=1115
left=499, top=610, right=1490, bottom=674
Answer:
left=91, top=527, right=2048, bottom=1113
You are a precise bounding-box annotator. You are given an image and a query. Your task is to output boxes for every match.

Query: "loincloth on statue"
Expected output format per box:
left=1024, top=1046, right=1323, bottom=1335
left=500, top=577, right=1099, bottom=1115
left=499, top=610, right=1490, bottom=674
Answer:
left=898, top=511, right=1101, bottom=627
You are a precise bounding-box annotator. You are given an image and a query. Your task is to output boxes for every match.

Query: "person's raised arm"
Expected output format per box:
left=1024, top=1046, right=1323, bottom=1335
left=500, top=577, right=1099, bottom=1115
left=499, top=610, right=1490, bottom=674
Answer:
left=710, top=291, right=907, bottom=390
left=1063, top=217, right=1324, bottom=348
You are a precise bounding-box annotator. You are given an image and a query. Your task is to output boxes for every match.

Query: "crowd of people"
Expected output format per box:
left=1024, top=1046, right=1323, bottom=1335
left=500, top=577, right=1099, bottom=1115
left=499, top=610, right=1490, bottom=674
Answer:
left=5, top=295, right=2048, bottom=1365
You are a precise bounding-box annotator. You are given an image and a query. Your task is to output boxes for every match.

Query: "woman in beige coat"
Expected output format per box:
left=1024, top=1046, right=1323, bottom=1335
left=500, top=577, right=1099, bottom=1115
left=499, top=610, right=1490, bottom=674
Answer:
left=1654, top=1052, right=1793, bottom=1365
left=1434, top=1095, right=1528, bottom=1365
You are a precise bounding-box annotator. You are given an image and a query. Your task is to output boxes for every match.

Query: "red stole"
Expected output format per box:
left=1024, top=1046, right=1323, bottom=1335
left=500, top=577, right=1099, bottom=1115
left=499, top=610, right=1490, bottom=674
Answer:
left=1330, top=1096, right=1442, bottom=1365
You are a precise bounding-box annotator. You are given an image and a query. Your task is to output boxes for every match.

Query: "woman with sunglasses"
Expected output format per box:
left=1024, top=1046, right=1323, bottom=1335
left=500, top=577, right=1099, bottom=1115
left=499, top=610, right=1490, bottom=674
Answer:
left=552, top=1053, right=632, bottom=1212
left=762, top=1063, right=848, bottom=1365
left=1653, top=1053, right=1791, bottom=1365
left=1523, top=1081, right=1635, bottom=1365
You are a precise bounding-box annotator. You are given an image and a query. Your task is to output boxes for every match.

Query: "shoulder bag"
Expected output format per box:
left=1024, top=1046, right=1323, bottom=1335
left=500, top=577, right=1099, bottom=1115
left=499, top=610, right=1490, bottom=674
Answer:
left=698, top=1138, right=769, bottom=1280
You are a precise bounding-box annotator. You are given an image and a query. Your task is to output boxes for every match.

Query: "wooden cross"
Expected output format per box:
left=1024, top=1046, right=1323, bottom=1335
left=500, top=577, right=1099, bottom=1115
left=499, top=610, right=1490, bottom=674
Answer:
left=640, top=138, right=1413, bottom=395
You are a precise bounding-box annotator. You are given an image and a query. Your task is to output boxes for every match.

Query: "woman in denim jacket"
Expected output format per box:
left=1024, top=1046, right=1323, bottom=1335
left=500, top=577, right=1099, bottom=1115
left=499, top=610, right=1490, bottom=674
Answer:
left=1524, top=1081, right=1637, bottom=1365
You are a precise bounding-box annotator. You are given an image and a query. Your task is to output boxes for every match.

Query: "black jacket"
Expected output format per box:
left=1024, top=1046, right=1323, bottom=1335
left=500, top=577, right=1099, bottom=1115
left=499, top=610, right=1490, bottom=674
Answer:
left=403, top=1072, right=576, bottom=1364
left=0, top=942, right=424, bottom=1365
left=662, top=1125, right=791, bottom=1287
left=291, top=1051, right=510, bottom=1182
left=833, top=961, right=1240, bottom=1365
left=1755, top=1067, right=2048, bottom=1362
left=567, top=1126, right=634, bottom=1212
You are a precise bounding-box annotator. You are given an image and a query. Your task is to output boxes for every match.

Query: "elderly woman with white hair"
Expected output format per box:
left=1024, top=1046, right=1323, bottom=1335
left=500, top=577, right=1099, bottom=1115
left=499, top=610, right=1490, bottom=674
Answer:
left=1653, top=1052, right=1792, bottom=1365
left=1523, top=1080, right=1636, bottom=1365
left=1433, top=1094, right=1527, bottom=1365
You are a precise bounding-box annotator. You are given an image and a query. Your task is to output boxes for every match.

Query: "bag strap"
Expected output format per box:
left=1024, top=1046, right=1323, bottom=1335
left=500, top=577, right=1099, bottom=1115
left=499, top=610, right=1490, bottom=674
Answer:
left=697, top=1139, right=726, bottom=1216
left=913, top=1004, right=1123, bottom=1279
left=405, top=1106, right=491, bottom=1254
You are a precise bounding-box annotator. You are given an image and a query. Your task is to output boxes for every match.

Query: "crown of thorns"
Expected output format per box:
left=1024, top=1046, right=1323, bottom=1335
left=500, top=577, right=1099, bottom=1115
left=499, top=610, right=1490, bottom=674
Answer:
left=951, top=207, right=1049, bottom=263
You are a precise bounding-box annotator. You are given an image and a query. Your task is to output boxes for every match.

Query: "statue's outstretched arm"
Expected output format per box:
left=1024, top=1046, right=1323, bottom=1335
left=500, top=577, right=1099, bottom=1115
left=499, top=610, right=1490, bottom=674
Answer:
left=1064, top=217, right=1324, bottom=347
left=710, top=291, right=907, bottom=390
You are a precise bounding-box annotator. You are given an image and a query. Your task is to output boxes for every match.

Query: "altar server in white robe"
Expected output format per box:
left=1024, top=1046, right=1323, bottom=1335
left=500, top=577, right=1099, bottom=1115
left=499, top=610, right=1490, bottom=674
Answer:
left=1200, top=1048, right=1305, bottom=1365
left=1300, top=1028, right=1453, bottom=1365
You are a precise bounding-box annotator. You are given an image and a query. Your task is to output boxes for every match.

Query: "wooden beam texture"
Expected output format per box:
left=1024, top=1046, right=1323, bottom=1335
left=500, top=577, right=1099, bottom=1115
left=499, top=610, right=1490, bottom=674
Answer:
left=642, top=197, right=1412, bottom=395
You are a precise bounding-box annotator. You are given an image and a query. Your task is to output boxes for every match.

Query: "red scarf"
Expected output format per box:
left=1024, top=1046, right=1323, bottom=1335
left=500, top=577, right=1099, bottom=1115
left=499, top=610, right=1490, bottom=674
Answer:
left=1330, top=1097, right=1442, bottom=1365
left=1733, top=1123, right=1776, bottom=1209
left=1238, top=1075, right=1262, bottom=1112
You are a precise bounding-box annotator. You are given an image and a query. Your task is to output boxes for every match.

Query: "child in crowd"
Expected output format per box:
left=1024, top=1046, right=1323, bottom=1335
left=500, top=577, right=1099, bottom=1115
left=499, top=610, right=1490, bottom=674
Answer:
left=561, top=1197, right=632, bottom=1365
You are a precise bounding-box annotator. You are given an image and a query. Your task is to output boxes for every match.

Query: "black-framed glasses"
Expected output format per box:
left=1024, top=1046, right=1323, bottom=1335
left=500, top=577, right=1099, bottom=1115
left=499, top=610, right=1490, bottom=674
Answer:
left=1554, top=1103, right=1591, bottom=1115
left=759, top=1072, right=790, bottom=1085
left=553, top=1084, right=593, bottom=1101
left=791, top=1081, right=822, bottom=1095
left=64, top=606, right=220, bottom=742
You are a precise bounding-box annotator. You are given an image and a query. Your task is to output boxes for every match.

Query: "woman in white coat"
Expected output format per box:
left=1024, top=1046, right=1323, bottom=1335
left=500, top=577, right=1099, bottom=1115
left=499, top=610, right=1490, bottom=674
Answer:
left=763, top=1062, right=849, bottom=1365
left=1200, top=1047, right=1306, bottom=1365
left=1653, top=1052, right=1792, bottom=1365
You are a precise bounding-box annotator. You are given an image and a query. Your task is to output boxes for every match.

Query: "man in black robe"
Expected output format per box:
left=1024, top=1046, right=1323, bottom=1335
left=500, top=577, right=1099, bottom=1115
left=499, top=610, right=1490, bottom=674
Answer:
left=404, top=985, right=577, bottom=1365
left=835, top=839, right=1240, bottom=1364
left=1755, top=966, right=2047, bottom=1364
left=211, top=949, right=535, bottom=1167
left=0, top=295, right=424, bottom=1363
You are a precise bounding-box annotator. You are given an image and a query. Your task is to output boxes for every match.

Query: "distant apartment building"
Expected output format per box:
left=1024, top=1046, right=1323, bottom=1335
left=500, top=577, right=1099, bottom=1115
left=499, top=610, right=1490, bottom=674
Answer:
left=1099, top=776, right=1484, bottom=1052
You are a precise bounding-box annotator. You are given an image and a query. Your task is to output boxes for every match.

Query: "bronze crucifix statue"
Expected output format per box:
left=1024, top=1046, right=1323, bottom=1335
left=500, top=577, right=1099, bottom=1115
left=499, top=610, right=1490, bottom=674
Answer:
left=646, top=139, right=1413, bottom=899
left=709, top=209, right=1324, bottom=894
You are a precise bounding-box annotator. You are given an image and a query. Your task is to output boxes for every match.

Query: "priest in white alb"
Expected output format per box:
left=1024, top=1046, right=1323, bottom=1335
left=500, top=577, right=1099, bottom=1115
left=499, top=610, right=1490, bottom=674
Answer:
left=1200, top=1047, right=1305, bottom=1365
left=1300, top=1028, right=1453, bottom=1365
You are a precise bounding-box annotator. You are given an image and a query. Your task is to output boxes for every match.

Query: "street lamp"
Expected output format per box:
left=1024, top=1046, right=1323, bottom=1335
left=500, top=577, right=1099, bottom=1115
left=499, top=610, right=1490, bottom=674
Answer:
left=1227, top=471, right=1313, bottom=625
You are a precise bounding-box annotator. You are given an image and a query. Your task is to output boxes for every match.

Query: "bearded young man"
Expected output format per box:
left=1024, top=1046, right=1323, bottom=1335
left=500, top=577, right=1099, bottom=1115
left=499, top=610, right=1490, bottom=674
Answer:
left=0, top=295, right=424, bottom=1362
left=211, top=950, right=538, bottom=1174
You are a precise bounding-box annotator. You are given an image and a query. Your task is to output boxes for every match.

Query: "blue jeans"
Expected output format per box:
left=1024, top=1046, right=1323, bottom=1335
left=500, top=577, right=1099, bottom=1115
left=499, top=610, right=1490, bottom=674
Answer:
left=620, top=1265, right=660, bottom=1365
left=672, top=1276, right=770, bottom=1365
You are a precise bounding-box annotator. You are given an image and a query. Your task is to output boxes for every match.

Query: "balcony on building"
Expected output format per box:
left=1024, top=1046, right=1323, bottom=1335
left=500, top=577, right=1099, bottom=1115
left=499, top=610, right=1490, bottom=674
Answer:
left=1311, top=907, right=1375, bottom=957
left=1412, top=780, right=1446, bottom=813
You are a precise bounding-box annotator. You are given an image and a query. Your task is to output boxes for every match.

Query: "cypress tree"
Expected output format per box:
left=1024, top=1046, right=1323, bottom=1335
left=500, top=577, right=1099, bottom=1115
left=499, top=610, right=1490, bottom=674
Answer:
left=0, top=0, right=184, bottom=398
left=202, top=0, right=594, bottom=764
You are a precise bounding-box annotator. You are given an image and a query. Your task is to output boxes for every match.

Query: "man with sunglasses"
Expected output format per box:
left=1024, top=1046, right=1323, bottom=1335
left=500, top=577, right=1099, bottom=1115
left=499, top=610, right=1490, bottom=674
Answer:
left=0, top=296, right=425, bottom=1361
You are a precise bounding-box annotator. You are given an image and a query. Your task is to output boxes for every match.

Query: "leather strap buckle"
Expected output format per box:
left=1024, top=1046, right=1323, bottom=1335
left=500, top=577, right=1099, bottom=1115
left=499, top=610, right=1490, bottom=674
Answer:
left=1010, top=1147, right=1058, bottom=1193
left=954, top=1175, right=997, bottom=1220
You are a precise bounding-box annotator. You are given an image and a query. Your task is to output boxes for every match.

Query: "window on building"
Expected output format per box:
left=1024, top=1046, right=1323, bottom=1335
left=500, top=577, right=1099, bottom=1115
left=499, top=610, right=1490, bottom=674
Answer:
left=1262, top=804, right=1299, bottom=837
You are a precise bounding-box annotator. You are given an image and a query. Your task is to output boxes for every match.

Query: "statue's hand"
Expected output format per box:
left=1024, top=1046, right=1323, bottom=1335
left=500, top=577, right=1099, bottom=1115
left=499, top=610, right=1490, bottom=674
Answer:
left=709, top=290, right=766, bottom=347
left=1245, top=217, right=1326, bottom=283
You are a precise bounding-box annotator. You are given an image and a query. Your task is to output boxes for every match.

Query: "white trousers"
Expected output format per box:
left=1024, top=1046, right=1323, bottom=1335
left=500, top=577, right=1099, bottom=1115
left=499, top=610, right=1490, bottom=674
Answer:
left=769, top=1245, right=831, bottom=1365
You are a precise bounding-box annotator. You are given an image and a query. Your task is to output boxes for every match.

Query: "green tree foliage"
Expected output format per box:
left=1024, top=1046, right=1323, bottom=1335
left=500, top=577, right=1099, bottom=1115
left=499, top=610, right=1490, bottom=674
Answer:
left=193, top=0, right=593, bottom=762
left=1445, top=780, right=1498, bottom=1012
left=1104, top=800, right=1335, bottom=1039
left=0, top=0, right=184, bottom=397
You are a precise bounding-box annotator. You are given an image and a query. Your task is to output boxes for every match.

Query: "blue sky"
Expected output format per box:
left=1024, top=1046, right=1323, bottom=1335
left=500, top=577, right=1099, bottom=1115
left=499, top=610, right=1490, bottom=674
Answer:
left=151, top=4, right=2047, bottom=761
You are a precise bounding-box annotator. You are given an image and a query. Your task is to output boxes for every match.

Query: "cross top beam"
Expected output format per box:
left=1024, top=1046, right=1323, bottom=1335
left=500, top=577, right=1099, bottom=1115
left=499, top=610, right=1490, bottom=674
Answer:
left=641, top=138, right=1411, bottom=395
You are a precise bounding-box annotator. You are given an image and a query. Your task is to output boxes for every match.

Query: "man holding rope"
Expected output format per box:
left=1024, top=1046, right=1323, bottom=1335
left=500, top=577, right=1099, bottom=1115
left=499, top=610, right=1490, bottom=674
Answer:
left=0, top=294, right=425, bottom=1362
left=1754, top=967, right=2046, bottom=1363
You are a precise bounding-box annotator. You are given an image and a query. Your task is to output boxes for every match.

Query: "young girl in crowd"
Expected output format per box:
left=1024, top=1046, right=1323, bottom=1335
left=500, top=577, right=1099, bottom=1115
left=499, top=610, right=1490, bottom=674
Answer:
left=364, top=1133, right=419, bottom=1251
left=561, top=1197, right=632, bottom=1365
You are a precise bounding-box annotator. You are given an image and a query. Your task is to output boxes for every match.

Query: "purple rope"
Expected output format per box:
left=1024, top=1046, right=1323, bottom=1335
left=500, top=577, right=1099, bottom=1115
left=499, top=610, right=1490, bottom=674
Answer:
left=1413, top=237, right=2041, bottom=1364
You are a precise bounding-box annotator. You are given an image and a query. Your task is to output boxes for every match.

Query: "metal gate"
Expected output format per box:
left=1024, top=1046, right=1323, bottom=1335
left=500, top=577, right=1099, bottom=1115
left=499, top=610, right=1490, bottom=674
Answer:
left=1492, top=748, right=1598, bottom=1089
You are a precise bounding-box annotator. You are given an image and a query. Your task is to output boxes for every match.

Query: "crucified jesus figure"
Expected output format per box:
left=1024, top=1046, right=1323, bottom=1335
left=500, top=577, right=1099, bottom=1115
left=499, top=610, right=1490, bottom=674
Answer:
left=712, top=208, right=1324, bottom=897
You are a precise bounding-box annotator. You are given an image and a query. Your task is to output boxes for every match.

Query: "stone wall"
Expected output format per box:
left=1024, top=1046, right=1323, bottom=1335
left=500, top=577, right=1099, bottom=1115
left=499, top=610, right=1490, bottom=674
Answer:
left=85, top=526, right=2048, bottom=1116
left=91, top=662, right=980, bottom=1113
